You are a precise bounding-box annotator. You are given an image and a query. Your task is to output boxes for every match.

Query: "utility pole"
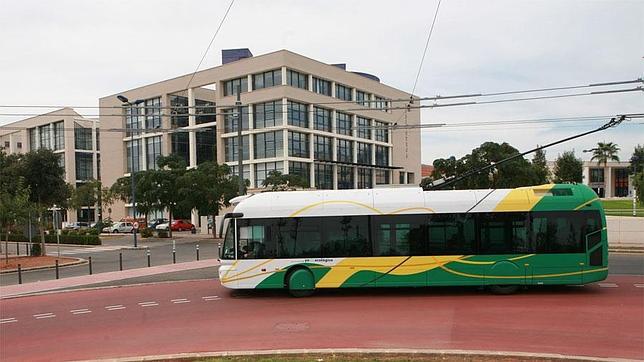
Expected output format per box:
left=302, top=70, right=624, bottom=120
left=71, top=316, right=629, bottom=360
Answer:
left=235, top=86, right=245, bottom=195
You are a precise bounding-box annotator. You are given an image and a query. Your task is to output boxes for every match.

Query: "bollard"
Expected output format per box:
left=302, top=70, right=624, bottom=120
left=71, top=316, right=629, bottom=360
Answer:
left=172, top=240, right=176, bottom=264
left=89, top=256, right=93, bottom=275
left=55, top=260, right=59, bottom=279
left=196, top=244, right=200, bottom=261
left=119, top=252, right=123, bottom=271
left=18, top=264, right=22, bottom=284
left=147, top=249, right=151, bottom=267
left=218, top=242, right=222, bottom=259
left=16, top=242, right=19, bottom=256
left=25, top=243, right=29, bottom=256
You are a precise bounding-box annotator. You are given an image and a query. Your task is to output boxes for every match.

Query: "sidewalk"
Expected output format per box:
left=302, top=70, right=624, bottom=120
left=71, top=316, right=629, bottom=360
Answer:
left=0, top=259, right=220, bottom=299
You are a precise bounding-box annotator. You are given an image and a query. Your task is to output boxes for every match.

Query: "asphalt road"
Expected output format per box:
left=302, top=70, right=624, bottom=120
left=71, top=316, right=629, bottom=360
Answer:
left=1, top=275, right=642, bottom=361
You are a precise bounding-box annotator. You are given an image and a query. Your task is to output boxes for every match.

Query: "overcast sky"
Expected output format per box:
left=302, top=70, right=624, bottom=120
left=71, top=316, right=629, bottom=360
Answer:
left=1, top=0, right=642, bottom=163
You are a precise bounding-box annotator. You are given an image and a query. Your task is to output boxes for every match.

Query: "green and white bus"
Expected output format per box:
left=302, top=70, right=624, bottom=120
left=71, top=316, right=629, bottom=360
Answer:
left=219, top=184, right=608, bottom=296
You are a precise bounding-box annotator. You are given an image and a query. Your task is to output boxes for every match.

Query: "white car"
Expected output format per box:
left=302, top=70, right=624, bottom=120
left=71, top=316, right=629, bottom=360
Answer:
left=102, top=222, right=134, bottom=233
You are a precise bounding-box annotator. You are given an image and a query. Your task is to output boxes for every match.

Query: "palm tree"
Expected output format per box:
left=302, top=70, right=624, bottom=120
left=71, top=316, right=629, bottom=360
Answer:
left=590, top=142, right=620, bottom=166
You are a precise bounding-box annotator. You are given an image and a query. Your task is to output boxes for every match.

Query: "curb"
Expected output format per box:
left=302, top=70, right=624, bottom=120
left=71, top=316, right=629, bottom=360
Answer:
left=0, top=257, right=87, bottom=274
left=73, top=347, right=637, bottom=362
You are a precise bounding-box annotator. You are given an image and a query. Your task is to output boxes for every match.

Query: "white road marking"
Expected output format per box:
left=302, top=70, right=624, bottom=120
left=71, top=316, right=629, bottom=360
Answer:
left=53, top=246, right=124, bottom=255
left=0, top=318, right=17, bottom=324
left=138, top=301, right=159, bottom=307
left=598, top=283, right=618, bottom=288
left=33, top=313, right=56, bottom=319
left=202, top=295, right=221, bottom=301
left=105, top=305, right=125, bottom=311
left=171, top=298, right=190, bottom=304
left=634, top=284, right=644, bottom=288
left=71, top=309, right=91, bottom=315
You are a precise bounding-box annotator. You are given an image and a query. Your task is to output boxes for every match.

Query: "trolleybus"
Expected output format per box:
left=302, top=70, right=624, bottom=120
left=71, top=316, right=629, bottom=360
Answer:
left=218, top=184, right=608, bottom=296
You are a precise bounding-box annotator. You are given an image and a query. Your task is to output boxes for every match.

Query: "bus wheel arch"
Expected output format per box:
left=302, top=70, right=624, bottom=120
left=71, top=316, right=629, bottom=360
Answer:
left=285, top=266, right=315, bottom=297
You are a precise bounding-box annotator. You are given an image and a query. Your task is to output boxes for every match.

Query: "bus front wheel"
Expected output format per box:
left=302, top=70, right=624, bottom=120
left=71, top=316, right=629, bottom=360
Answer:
left=286, top=267, right=315, bottom=297
left=489, top=284, right=520, bottom=295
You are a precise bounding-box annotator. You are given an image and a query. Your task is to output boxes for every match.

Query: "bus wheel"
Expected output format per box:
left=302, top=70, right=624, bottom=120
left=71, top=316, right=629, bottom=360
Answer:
left=287, top=267, right=315, bottom=297
left=489, top=284, right=520, bottom=295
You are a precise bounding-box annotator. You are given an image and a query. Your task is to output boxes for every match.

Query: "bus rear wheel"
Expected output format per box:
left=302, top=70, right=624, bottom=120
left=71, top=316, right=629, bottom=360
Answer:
left=286, top=267, right=315, bottom=297
left=489, top=284, right=520, bottom=295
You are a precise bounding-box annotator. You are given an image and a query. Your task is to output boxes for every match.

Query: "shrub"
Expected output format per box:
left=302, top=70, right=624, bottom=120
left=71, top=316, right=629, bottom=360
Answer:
left=61, top=229, right=71, bottom=235
left=87, top=228, right=99, bottom=236
left=1, top=233, right=100, bottom=246
left=141, top=228, right=153, bottom=238
left=77, top=229, right=88, bottom=236
left=157, top=230, right=169, bottom=238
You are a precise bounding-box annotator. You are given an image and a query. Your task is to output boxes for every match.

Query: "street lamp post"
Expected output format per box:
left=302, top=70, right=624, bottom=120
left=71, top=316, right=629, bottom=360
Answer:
left=117, top=95, right=144, bottom=248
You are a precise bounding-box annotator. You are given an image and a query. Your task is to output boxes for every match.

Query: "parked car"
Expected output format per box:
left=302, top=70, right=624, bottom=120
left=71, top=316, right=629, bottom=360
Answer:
left=155, top=219, right=195, bottom=232
left=64, top=222, right=90, bottom=230
left=102, top=222, right=134, bottom=233
left=148, top=218, right=168, bottom=230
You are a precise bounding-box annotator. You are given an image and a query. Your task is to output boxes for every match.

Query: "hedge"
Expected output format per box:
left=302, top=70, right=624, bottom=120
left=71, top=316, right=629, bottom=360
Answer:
left=0, top=233, right=101, bottom=246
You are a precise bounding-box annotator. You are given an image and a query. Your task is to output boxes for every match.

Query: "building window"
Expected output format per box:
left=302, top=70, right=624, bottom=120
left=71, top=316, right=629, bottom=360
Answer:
left=590, top=168, right=604, bottom=183
left=29, top=128, right=37, bottom=150
left=222, top=106, right=249, bottom=133
left=374, top=120, right=389, bottom=142
left=375, top=169, right=390, bottom=185
left=375, top=145, right=389, bottom=166
left=126, top=139, right=142, bottom=173
left=74, top=124, right=93, bottom=150
left=399, top=171, right=405, bottom=184
left=196, top=128, right=216, bottom=164
left=253, top=69, right=282, bottom=90
left=253, top=100, right=283, bottom=129
left=356, top=90, right=369, bottom=107
left=255, top=161, right=284, bottom=188
left=223, top=77, right=248, bottom=96
left=288, top=131, right=309, bottom=158
left=337, top=165, right=354, bottom=189
left=373, top=95, right=389, bottom=111
left=146, top=136, right=162, bottom=170
left=615, top=168, right=629, bottom=197
left=3, top=141, right=9, bottom=149
left=54, top=121, right=65, bottom=150
left=336, top=112, right=352, bottom=136
left=75, top=152, right=93, bottom=181
left=58, top=154, right=65, bottom=177
left=254, top=131, right=283, bottom=159
left=144, top=97, right=162, bottom=129
left=229, top=164, right=250, bottom=185
left=357, top=142, right=372, bottom=164
left=171, top=132, right=189, bottom=165
left=39, top=124, right=51, bottom=150
left=287, top=101, right=308, bottom=128
left=407, top=172, right=415, bottom=184
left=356, top=117, right=371, bottom=139
left=224, top=135, right=250, bottom=162
left=313, top=107, right=332, bottom=132
left=314, top=163, right=333, bottom=190
left=335, top=83, right=353, bottom=101
left=337, top=139, right=353, bottom=163
left=287, top=69, right=308, bottom=90
left=312, top=77, right=331, bottom=96
left=96, top=129, right=100, bottom=151
left=97, top=154, right=100, bottom=180
left=125, top=104, right=143, bottom=137
left=314, top=135, right=333, bottom=161
left=17, top=142, right=22, bottom=149
left=196, top=99, right=216, bottom=125
left=170, top=95, right=189, bottom=128
left=357, top=168, right=372, bottom=189
left=289, top=161, right=310, bottom=187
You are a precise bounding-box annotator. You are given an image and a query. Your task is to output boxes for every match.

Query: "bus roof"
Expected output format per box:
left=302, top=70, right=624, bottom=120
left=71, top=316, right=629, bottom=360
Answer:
left=232, top=184, right=598, bottom=219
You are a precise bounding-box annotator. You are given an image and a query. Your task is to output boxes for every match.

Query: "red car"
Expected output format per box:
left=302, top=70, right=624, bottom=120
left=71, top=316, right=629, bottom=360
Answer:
left=156, top=219, right=195, bottom=232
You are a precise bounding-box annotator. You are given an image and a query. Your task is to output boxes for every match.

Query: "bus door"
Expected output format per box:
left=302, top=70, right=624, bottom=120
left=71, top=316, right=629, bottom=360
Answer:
left=531, top=212, right=583, bottom=285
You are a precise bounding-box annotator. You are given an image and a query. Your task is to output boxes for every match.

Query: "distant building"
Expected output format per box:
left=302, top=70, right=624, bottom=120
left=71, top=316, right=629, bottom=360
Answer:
left=421, top=164, right=434, bottom=178
left=0, top=108, right=100, bottom=222
left=547, top=160, right=634, bottom=198
left=99, top=48, right=421, bottom=225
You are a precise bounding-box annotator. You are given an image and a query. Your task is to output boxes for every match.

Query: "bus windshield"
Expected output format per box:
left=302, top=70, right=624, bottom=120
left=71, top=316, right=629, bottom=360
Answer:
left=221, top=220, right=236, bottom=259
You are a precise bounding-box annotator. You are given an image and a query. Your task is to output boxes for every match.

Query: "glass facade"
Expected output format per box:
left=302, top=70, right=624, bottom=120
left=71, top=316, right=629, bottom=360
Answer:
left=254, top=131, right=283, bottom=159
left=374, top=120, right=389, bottom=142
left=195, top=99, right=216, bottom=125
left=313, top=107, right=332, bottom=132
left=75, top=152, right=93, bottom=181
left=170, top=95, right=189, bottom=128
left=125, top=104, right=143, bottom=137
left=230, top=164, right=251, bottom=184
left=255, top=161, right=284, bottom=187
left=224, top=135, right=250, bottom=162
left=337, top=139, right=353, bottom=163
left=253, top=69, right=282, bottom=90
left=126, top=139, right=142, bottom=173
left=373, top=95, right=388, bottom=111
left=223, top=106, right=249, bottom=133
left=196, top=128, right=216, bottom=164
left=335, top=83, right=352, bottom=101
left=590, top=168, right=604, bottom=183
left=53, top=121, right=65, bottom=150
left=357, top=167, right=372, bottom=189
left=224, top=77, right=248, bottom=96
left=356, top=117, right=370, bottom=139
left=29, top=128, right=37, bottom=150
left=375, top=145, right=389, bottom=166
left=314, top=163, right=334, bottom=190
left=314, top=135, right=333, bottom=161
left=39, top=124, right=51, bottom=149
left=375, top=169, right=390, bottom=184
left=337, top=165, right=354, bottom=189
left=357, top=142, right=372, bottom=164
left=144, top=97, right=162, bottom=129
left=289, top=161, right=310, bottom=187
left=312, top=77, right=331, bottom=96
left=287, top=69, right=308, bottom=90
left=254, top=100, right=283, bottom=129
left=74, top=124, right=92, bottom=150
left=171, top=132, right=189, bottom=165
left=287, top=101, right=308, bottom=128
left=356, top=90, right=369, bottom=107
left=336, top=112, right=352, bottom=136
left=146, top=136, right=162, bottom=170
left=288, top=131, right=309, bottom=158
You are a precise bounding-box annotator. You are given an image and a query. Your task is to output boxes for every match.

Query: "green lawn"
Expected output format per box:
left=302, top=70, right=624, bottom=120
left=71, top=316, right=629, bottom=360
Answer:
left=601, top=199, right=644, bottom=217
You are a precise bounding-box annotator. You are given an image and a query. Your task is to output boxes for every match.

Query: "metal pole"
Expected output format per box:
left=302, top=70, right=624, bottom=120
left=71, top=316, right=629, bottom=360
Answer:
left=130, top=105, right=138, bottom=249
left=18, top=264, right=22, bottom=284
left=28, top=212, right=32, bottom=256
left=55, top=259, right=59, bottom=279
left=119, top=252, right=123, bottom=271
left=16, top=242, right=19, bottom=256
left=147, top=249, right=151, bottom=267
left=236, top=86, right=244, bottom=195
left=89, top=256, right=93, bottom=275
left=196, top=244, right=200, bottom=261
left=172, top=239, right=176, bottom=264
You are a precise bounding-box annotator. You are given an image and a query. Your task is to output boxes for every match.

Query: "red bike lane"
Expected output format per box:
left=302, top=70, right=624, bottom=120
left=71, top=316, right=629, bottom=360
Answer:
left=1, top=275, right=642, bottom=361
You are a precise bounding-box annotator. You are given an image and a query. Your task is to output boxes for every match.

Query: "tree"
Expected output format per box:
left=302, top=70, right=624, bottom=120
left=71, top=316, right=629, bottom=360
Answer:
left=629, top=144, right=644, bottom=175
left=69, top=180, right=100, bottom=223
left=0, top=179, right=32, bottom=258
left=633, top=172, right=644, bottom=206
left=553, top=151, right=583, bottom=183
left=261, top=170, right=308, bottom=191
left=590, top=142, right=620, bottom=166
left=532, top=147, right=550, bottom=184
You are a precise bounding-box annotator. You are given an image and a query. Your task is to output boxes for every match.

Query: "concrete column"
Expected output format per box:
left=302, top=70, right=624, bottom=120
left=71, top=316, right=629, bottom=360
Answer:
left=309, top=161, right=315, bottom=188
left=191, top=209, right=199, bottom=228
left=188, top=88, right=196, bottom=168
left=331, top=81, right=336, bottom=98
left=308, top=74, right=313, bottom=92
left=281, top=66, right=287, bottom=85
left=605, top=166, right=613, bottom=198
left=247, top=74, right=253, bottom=92
left=332, top=164, right=338, bottom=190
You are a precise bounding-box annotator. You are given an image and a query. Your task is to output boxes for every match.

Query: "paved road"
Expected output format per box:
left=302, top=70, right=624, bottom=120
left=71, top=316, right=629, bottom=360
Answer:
left=1, top=275, right=642, bottom=361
